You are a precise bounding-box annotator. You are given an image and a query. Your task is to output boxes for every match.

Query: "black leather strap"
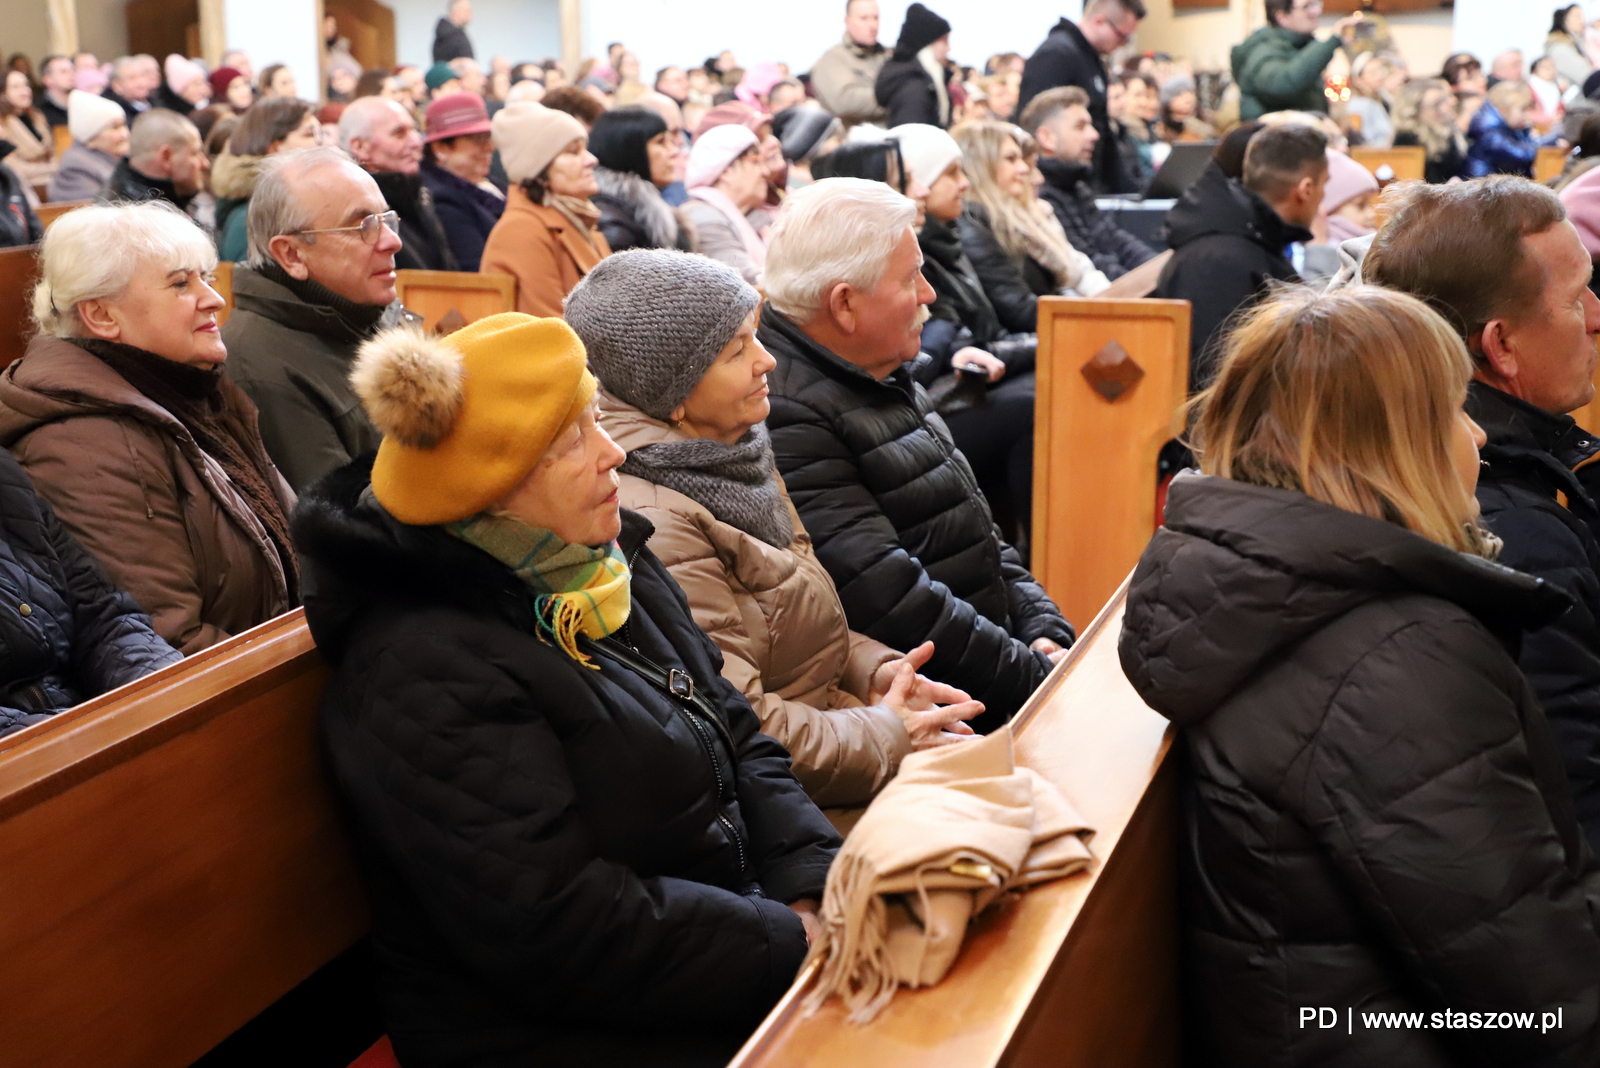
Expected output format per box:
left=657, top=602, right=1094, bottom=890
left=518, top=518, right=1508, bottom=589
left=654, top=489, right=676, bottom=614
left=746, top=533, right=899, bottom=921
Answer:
left=584, top=636, right=738, bottom=757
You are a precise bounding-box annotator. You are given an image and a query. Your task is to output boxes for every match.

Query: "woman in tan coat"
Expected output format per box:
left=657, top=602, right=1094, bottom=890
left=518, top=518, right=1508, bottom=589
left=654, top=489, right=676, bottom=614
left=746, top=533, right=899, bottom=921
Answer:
left=567, top=248, right=982, bottom=809
left=1, top=70, right=57, bottom=190
left=0, top=202, right=296, bottom=654
left=482, top=102, right=611, bottom=317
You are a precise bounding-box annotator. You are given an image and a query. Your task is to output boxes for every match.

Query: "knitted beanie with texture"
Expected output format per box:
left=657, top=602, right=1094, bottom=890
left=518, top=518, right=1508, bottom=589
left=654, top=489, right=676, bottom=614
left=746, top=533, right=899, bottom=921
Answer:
left=564, top=249, right=762, bottom=421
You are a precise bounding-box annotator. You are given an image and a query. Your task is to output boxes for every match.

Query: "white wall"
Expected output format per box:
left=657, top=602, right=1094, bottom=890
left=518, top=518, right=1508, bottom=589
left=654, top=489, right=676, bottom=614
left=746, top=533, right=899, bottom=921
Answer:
left=223, top=0, right=320, bottom=97
left=391, top=0, right=562, bottom=68
left=1453, top=0, right=1582, bottom=75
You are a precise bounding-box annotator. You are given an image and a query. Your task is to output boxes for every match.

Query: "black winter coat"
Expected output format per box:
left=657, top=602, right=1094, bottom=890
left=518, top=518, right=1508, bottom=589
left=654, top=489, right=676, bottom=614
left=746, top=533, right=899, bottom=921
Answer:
left=1017, top=19, right=1132, bottom=195
left=432, top=18, right=474, bottom=62
left=0, top=449, right=179, bottom=738
left=957, top=204, right=1056, bottom=337
left=1121, top=473, right=1600, bottom=1068
left=918, top=216, right=1035, bottom=377
left=875, top=56, right=945, bottom=129
left=419, top=160, right=503, bottom=273
left=369, top=170, right=459, bottom=273
left=293, top=458, right=839, bottom=1068
left=98, top=156, right=196, bottom=213
left=1470, top=382, right=1600, bottom=858
left=1036, top=156, right=1155, bottom=281
left=758, top=305, right=1071, bottom=728
left=0, top=145, right=41, bottom=250
left=1152, top=162, right=1309, bottom=392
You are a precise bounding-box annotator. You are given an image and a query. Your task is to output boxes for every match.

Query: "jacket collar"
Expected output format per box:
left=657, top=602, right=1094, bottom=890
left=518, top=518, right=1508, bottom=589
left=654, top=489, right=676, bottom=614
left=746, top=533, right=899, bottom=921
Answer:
left=1163, top=161, right=1313, bottom=254
left=758, top=304, right=915, bottom=397
left=507, top=184, right=603, bottom=264
left=110, top=156, right=194, bottom=212
left=841, top=33, right=886, bottom=57
left=1052, top=17, right=1094, bottom=55
left=1469, top=380, right=1600, bottom=511
left=229, top=264, right=389, bottom=346
left=1038, top=155, right=1093, bottom=196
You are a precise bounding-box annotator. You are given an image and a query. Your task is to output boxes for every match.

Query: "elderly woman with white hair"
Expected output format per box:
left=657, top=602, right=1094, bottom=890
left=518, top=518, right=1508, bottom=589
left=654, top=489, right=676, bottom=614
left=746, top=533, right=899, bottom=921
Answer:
left=757, top=177, right=1073, bottom=730
left=0, top=201, right=297, bottom=654
left=681, top=123, right=769, bottom=284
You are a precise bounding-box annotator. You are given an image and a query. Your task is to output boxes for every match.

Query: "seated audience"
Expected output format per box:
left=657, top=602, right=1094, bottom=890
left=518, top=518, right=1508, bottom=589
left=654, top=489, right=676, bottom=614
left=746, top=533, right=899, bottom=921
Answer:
left=1364, top=176, right=1600, bottom=856
left=1344, top=52, right=1393, bottom=147
left=695, top=102, right=787, bottom=228
left=258, top=63, right=298, bottom=100
left=212, top=97, right=322, bottom=263
left=340, top=96, right=459, bottom=271
left=208, top=66, right=255, bottom=113
left=1322, top=147, right=1378, bottom=245
left=1549, top=3, right=1595, bottom=89
left=809, top=0, right=890, bottom=127
left=49, top=90, right=128, bottom=202
left=1392, top=76, right=1467, bottom=184
left=0, top=202, right=296, bottom=654
left=954, top=120, right=1110, bottom=337
left=1466, top=79, right=1538, bottom=178
left=157, top=54, right=211, bottom=116
left=223, top=147, right=416, bottom=490
left=482, top=103, right=609, bottom=316
left=1, top=69, right=57, bottom=189
left=36, top=54, right=74, bottom=128
left=1119, top=282, right=1600, bottom=1068
left=99, top=108, right=209, bottom=215
left=419, top=92, right=504, bottom=271
left=683, top=123, right=768, bottom=285
left=541, top=84, right=607, bottom=129
left=875, top=2, right=953, bottom=129
left=423, top=62, right=460, bottom=101
left=1154, top=122, right=1325, bottom=391
left=1020, top=87, right=1156, bottom=280
left=1155, top=75, right=1216, bottom=143
left=293, top=311, right=839, bottom=1066
left=570, top=249, right=983, bottom=805
left=103, top=54, right=157, bottom=122
left=1106, top=74, right=1153, bottom=189
left=589, top=105, right=692, bottom=253
left=758, top=178, right=1074, bottom=727
left=0, top=144, right=41, bottom=248
left=0, top=446, right=182, bottom=739
left=773, top=105, right=843, bottom=187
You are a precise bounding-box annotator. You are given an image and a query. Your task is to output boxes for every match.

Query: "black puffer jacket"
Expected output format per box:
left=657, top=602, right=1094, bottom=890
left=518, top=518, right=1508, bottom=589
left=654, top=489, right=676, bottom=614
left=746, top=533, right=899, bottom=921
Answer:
left=875, top=57, right=944, bottom=129
left=957, top=203, right=1057, bottom=337
left=1036, top=156, right=1155, bottom=281
left=758, top=305, right=1071, bottom=729
left=1152, top=161, right=1310, bottom=392
left=1470, top=382, right=1600, bottom=858
left=0, top=449, right=179, bottom=738
left=1121, top=473, right=1600, bottom=1068
left=918, top=216, right=1035, bottom=377
left=294, top=458, right=838, bottom=1068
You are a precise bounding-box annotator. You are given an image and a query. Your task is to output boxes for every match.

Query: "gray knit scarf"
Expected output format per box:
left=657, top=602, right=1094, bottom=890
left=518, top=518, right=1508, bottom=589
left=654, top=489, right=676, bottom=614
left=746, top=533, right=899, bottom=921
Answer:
left=620, top=424, right=795, bottom=548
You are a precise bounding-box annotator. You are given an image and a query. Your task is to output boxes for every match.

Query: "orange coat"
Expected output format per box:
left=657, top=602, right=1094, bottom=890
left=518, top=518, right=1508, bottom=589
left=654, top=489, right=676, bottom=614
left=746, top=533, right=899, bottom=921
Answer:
left=480, top=185, right=611, bottom=317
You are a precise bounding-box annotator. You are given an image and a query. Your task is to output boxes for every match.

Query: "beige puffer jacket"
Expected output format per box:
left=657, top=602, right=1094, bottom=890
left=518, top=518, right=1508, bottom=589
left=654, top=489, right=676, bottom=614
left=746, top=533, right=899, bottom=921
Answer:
left=601, top=391, right=911, bottom=807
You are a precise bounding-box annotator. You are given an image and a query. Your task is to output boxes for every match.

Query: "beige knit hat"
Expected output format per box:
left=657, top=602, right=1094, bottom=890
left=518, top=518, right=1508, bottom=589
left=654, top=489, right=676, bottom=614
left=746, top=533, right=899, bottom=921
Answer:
left=492, top=102, right=589, bottom=185
left=68, top=90, right=125, bottom=145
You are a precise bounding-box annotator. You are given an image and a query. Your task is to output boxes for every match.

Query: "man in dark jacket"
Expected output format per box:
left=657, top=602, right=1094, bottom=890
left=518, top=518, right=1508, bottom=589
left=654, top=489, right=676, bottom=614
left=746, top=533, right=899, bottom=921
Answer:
left=1020, top=86, right=1156, bottom=281
left=432, top=0, right=475, bottom=62
left=1153, top=123, right=1325, bottom=391
left=97, top=108, right=209, bottom=217
left=222, top=148, right=420, bottom=491
left=760, top=177, right=1074, bottom=728
left=36, top=55, right=75, bottom=129
left=874, top=3, right=953, bottom=129
left=101, top=54, right=157, bottom=123
left=1363, top=176, right=1600, bottom=855
left=338, top=97, right=460, bottom=272
left=1233, top=0, right=1365, bottom=120
left=1016, top=0, right=1144, bottom=195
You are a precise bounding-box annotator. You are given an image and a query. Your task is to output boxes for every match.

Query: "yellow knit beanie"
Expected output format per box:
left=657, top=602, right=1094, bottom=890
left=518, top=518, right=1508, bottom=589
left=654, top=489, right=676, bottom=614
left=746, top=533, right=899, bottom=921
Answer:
left=350, top=313, right=597, bottom=526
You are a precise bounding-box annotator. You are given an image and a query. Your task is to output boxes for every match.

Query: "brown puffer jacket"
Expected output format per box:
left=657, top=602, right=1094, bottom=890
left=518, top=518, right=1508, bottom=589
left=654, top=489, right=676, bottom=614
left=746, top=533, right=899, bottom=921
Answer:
left=601, top=392, right=910, bottom=807
left=0, top=337, right=295, bottom=654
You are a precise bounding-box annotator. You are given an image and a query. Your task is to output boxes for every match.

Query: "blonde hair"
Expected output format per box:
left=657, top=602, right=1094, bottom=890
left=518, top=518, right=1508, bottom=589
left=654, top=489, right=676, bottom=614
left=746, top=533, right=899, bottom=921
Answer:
left=1488, top=79, right=1534, bottom=115
left=1190, top=284, right=1496, bottom=557
left=31, top=201, right=217, bottom=338
left=1392, top=77, right=1461, bottom=161
left=951, top=120, right=1068, bottom=265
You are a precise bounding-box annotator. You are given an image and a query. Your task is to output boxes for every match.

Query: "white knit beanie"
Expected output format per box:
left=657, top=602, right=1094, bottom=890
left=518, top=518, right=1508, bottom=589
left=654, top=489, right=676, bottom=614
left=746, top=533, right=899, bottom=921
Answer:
left=68, top=90, right=125, bottom=145
left=492, top=102, right=589, bottom=185
left=889, top=123, right=963, bottom=191
left=687, top=123, right=758, bottom=189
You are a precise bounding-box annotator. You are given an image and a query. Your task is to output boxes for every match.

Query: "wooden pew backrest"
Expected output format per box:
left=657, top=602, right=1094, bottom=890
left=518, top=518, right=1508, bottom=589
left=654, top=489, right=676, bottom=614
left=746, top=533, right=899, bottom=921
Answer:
left=214, top=259, right=235, bottom=326
left=36, top=199, right=90, bottom=230
left=394, top=270, right=516, bottom=333
left=0, top=610, right=368, bottom=1068
left=0, top=245, right=40, bottom=368
left=1350, top=145, right=1426, bottom=182
left=1536, top=145, right=1570, bottom=186
left=52, top=125, right=72, bottom=158
left=730, top=586, right=1178, bottom=1068
left=1033, top=297, right=1190, bottom=628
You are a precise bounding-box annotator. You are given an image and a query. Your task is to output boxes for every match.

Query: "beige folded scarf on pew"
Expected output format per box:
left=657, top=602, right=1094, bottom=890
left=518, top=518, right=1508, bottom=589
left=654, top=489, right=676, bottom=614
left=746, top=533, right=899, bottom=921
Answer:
left=803, top=726, right=1094, bottom=1023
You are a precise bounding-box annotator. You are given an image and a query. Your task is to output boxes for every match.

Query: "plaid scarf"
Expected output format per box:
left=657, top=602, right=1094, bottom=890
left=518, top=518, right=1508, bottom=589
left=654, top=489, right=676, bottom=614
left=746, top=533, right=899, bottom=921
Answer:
left=447, top=513, right=631, bottom=668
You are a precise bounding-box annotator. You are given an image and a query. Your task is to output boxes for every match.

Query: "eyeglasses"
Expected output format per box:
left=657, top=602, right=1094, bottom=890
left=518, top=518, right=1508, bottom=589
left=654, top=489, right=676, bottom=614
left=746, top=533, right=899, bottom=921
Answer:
left=290, top=210, right=400, bottom=244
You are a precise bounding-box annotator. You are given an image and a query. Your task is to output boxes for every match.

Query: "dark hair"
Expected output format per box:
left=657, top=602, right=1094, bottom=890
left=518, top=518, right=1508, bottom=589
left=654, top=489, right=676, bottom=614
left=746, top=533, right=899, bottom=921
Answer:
left=542, top=85, right=606, bottom=126
left=1214, top=120, right=1265, bottom=179
left=205, top=114, right=240, bottom=158
left=1441, top=52, right=1482, bottom=87
left=1578, top=113, right=1600, bottom=159
left=1087, top=0, right=1147, bottom=19
left=1241, top=123, right=1328, bottom=200
left=190, top=103, right=232, bottom=143
left=1018, top=85, right=1091, bottom=135
left=1363, top=176, right=1567, bottom=349
left=510, top=63, right=543, bottom=85
left=259, top=63, right=289, bottom=95
left=811, top=140, right=908, bottom=195
left=228, top=96, right=315, bottom=156
left=588, top=105, right=668, bottom=182
left=354, top=69, right=389, bottom=99
left=39, top=54, right=71, bottom=78
left=1264, top=0, right=1294, bottom=25
left=1554, top=4, right=1583, bottom=35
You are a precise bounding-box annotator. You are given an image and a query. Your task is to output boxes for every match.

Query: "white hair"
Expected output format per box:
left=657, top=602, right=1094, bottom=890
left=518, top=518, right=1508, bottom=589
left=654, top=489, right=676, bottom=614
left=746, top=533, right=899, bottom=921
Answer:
left=763, top=177, right=918, bottom=324
left=504, top=80, right=545, bottom=105
left=32, top=201, right=216, bottom=338
left=338, top=95, right=402, bottom=153
left=247, top=146, right=365, bottom=269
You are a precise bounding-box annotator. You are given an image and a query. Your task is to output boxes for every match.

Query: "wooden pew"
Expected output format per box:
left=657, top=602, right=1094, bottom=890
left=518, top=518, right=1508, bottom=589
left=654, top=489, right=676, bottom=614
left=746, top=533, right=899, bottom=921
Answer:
left=1536, top=145, right=1570, bottom=186
left=393, top=270, right=516, bottom=333
left=1350, top=145, right=1426, bottom=183
left=213, top=259, right=235, bottom=326
left=52, top=125, right=72, bottom=158
left=730, top=584, right=1179, bottom=1068
left=0, top=245, right=40, bottom=368
left=36, top=199, right=90, bottom=230
left=0, top=610, right=370, bottom=1068
left=1031, top=296, right=1191, bottom=628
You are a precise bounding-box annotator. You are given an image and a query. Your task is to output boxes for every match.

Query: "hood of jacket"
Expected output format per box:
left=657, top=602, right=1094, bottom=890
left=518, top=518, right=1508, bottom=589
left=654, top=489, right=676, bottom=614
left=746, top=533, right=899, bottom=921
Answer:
left=210, top=150, right=264, bottom=201
left=0, top=335, right=195, bottom=445
left=594, top=165, right=681, bottom=249
left=1120, top=472, right=1571, bottom=728
left=1163, top=160, right=1313, bottom=253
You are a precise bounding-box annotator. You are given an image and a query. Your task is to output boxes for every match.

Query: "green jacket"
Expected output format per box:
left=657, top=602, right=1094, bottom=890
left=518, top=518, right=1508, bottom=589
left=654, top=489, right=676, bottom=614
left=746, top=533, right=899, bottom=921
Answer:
left=1231, top=25, right=1341, bottom=121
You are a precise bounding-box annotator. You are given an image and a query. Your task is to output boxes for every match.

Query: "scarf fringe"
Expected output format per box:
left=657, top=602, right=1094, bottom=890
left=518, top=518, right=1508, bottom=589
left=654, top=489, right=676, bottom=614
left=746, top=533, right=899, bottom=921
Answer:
left=801, top=852, right=899, bottom=1024
left=533, top=593, right=600, bottom=670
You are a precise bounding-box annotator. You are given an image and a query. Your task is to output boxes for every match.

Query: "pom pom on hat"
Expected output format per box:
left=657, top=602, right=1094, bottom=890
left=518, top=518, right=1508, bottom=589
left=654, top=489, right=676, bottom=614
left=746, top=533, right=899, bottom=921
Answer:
left=351, top=325, right=465, bottom=448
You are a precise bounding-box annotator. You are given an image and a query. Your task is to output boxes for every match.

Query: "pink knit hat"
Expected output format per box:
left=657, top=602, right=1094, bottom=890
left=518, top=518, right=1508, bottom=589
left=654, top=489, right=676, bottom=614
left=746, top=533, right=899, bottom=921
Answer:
left=735, top=62, right=787, bottom=113
left=164, top=54, right=207, bottom=95
left=694, top=100, right=767, bottom=140
left=687, top=123, right=758, bottom=188
left=1320, top=149, right=1379, bottom=217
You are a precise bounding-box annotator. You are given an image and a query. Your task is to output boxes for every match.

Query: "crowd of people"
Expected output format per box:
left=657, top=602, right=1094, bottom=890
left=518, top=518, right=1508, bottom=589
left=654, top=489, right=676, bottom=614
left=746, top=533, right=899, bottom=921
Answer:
left=7, top=0, right=1600, bottom=1065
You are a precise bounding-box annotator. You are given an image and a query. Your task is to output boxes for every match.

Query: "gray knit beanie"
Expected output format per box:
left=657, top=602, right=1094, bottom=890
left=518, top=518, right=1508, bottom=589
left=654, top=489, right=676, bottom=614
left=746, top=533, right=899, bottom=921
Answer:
left=564, top=249, right=763, bottom=421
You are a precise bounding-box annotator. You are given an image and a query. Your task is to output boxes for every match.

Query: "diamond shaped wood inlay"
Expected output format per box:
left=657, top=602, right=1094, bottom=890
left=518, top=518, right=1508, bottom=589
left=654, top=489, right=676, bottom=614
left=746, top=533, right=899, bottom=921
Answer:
left=1080, top=339, right=1144, bottom=402
left=434, top=307, right=469, bottom=336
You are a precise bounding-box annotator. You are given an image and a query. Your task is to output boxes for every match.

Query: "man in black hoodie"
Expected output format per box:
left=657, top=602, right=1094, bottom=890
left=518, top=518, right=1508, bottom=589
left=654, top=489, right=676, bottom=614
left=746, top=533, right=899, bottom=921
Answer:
left=338, top=97, right=459, bottom=273
left=874, top=3, right=953, bottom=129
left=432, top=0, right=475, bottom=62
left=1153, top=122, right=1326, bottom=392
left=1017, top=0, right=1145, bottom=194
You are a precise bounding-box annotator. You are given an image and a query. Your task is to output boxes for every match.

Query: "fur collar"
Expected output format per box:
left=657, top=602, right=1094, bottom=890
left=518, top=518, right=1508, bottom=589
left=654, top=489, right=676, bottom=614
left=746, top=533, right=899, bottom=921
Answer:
left=595, top=166, right=681, bottom=249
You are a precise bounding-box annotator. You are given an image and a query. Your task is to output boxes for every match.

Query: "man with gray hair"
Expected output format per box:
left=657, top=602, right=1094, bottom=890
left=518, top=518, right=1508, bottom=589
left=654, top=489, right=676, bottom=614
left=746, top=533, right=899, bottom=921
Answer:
left=221, top=147, right=419, bottom=490
left=340, top=95, right=459, bottom=271
left=99, top=108, right=209, bottom=216
left=757, top=177, right=1074, bottom=729
left=103, top=54, right=159, bottom=122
